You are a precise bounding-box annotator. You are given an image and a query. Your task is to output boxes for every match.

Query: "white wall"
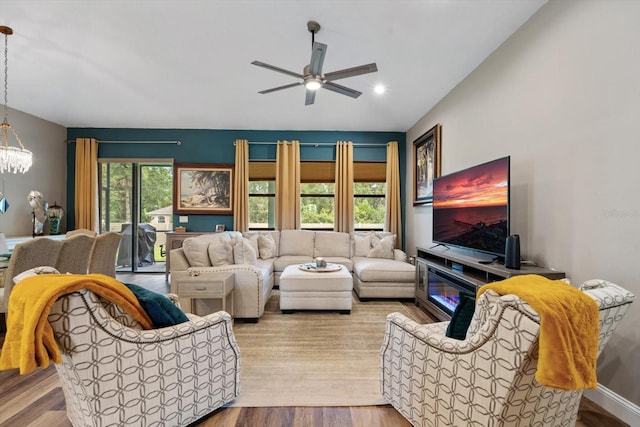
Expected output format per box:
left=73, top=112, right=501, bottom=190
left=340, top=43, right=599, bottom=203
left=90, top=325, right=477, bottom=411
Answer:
left=0, top=107, right=67, bottom=237
left=406, top=0, right=640, bottom=406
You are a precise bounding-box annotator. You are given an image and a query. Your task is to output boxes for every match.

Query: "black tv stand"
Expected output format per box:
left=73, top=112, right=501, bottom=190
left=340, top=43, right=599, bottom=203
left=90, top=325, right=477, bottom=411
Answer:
left=415, top=245, right=565, bottom=321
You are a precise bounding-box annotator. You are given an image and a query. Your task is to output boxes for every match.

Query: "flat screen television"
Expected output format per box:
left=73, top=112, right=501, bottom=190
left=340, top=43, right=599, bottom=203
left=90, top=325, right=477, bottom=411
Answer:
left=432, top=156, right=510, bottom=259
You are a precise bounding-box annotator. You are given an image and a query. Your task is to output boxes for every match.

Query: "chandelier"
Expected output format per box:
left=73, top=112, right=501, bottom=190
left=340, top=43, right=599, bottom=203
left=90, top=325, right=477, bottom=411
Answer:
left=0, top=26, right=32, bottom=174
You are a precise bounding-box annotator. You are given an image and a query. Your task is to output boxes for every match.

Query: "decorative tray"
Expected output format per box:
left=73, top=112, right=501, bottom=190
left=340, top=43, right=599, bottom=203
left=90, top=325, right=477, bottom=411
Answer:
left=298, top=263, right=342, bottom=273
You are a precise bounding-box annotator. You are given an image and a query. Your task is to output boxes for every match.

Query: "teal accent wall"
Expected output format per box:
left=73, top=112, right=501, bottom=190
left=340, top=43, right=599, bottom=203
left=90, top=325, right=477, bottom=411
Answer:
left=67, top=128, right=407, bottom=248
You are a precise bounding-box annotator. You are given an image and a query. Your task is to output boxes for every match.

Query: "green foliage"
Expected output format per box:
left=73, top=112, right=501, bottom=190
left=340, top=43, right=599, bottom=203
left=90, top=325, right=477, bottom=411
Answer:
left=101, top=163, right=173, bottom=225
left=141, top=165, right=173, bottom=222
left=248, top=180, right=386, bottom=229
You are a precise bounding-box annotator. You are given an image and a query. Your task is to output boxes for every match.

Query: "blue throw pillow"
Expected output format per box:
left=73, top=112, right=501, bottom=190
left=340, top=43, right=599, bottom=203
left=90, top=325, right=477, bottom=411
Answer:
left=445, top=291, right=476, bottom=340
left=124, top=283, right=189, bottom=328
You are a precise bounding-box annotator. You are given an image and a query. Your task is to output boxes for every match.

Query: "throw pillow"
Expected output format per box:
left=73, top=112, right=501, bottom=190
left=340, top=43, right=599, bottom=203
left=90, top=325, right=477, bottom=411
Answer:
left=13, top=266, right=61, bottom=284
left=208, top=240, right=234, bottom=266
left=352, top=232, right=372, bottom=257
left=367, top=234, right=394, bottom=259
left=245, top=234, right=260, bottom=255
left=123, top=283, right=189, bottom=328
left=233, top=238, right=258, bottom=265
left=258, top=233, right=277, bottom=259
left=445, top=292, right=476, bottom=340
left=182, top=237, right=212, bottom=267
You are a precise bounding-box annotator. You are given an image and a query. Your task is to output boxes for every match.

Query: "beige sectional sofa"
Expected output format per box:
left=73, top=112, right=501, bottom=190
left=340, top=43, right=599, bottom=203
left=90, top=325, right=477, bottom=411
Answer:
left=169, top=230, right=415, bottom=320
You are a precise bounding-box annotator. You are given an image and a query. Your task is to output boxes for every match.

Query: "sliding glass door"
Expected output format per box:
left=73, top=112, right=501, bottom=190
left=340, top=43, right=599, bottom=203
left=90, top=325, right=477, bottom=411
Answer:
left=98, top=161, right=173, bottom=273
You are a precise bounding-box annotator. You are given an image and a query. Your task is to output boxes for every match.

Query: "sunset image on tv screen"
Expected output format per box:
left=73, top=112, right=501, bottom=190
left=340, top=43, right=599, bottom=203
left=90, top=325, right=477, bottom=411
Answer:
left=432, top=156, right=509, bottom=255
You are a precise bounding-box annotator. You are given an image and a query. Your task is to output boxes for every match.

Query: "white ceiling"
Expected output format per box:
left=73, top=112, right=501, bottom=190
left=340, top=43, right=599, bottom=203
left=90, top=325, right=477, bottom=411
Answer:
left=1, top=0, right=546, bottom=132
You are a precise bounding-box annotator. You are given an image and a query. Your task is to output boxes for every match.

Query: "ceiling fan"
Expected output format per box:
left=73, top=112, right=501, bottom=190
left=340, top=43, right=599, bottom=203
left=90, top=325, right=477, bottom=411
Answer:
left=251, top=20, right=378, bottom=105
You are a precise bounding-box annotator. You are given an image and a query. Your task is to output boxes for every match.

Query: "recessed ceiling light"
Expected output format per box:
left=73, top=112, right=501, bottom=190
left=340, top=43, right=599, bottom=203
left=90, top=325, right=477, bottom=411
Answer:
left=374, top=84, right=386, bottom=95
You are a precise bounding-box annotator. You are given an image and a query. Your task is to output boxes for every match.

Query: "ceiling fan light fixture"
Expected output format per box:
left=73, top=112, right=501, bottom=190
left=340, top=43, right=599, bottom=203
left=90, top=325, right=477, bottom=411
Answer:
left=305, top=79, right=322, bottom=91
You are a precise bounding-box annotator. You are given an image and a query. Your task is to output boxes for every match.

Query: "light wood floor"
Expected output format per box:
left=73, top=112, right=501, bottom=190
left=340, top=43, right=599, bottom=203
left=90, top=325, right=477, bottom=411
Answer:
left=0, top=273, right=629, bottom=427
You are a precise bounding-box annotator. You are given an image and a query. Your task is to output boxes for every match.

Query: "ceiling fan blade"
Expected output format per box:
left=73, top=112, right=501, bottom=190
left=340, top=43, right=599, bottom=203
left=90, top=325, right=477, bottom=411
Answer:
left=324, top=63, right=378, bottom=81
left=322, top=81, right=362, bottom=98
left=258, top=82, right=303, bottom=94
left=309, top=42, right=327, bottom=75
left=305, top=89, right=316, bottom=106
left=251, top=60, right=304, bottom=79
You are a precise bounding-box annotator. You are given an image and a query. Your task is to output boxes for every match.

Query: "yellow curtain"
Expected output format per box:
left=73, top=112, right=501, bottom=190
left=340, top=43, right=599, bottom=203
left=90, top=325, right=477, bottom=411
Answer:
left=275, top=140, right=300, bottom=230
left=385, top=141, right=402, bottom=249
left=74, top=138, right=98, bottom=231
left=233, top=139, right=249, bottom=232
left=334, top=141, right=354, bottom=233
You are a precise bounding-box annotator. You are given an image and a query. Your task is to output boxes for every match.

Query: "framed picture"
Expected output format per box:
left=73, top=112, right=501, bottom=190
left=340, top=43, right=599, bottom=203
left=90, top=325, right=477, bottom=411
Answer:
left=215, top=224, right=225, bottom=232
left=413, top=123, right=442, bottom=205
left=173, top=163, right=234, bottom=214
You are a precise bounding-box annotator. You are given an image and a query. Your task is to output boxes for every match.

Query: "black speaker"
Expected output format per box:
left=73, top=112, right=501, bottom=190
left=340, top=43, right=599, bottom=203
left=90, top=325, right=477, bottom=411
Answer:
left=504, top=234, right=521, bottom=269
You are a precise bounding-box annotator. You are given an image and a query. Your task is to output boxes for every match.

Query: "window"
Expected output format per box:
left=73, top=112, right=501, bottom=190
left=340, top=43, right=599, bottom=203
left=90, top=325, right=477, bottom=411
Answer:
left=249, top=180, right=275, bottom=229
left=354, top=182, right=386, bottom=231
left=300, top=182, right=335, bottom=230
left=300, top=161, right=336, bottom=230
left=248, top=161, right=276, bottom=230
left=248, top=159, right=387, bottom=231
left=353, top=162, right=386, bottom=231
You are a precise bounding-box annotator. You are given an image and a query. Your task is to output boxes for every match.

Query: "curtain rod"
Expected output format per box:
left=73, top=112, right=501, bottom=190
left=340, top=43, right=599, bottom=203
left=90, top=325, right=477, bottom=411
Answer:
left=66, top=139, right=181, bottom=145
left=237, top=141, right=387, bottom=148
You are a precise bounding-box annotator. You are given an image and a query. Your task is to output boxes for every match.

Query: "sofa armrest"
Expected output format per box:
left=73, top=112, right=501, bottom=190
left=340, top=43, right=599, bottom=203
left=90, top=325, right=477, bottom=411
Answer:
left=172, top=264, right=269, bottom=319
left=393, top=249, right=408, bottom=262
left=169, top=248, right=191, bottom=271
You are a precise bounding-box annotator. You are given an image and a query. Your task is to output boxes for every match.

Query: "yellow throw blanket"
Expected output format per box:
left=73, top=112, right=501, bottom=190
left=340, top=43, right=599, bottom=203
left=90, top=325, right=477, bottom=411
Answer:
left=478, top=274, right=599, bottom=391
left=0, top=274, right=153, bottom=375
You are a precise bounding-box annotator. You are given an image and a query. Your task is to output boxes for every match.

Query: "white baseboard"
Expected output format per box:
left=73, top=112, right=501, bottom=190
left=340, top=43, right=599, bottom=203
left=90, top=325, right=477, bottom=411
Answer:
left=584, top=384, right=640, bottom=426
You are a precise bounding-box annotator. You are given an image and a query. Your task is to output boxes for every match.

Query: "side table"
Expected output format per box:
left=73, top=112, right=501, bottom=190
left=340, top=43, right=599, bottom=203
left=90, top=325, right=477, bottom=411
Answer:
left=172, top=272, right=235, bottom=317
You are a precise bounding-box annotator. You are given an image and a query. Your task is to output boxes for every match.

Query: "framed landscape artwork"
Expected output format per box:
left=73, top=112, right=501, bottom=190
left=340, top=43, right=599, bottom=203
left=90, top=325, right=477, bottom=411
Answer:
left=173, top=163, right=234, bottom=214
left=413, top=123, right=442, bottom=205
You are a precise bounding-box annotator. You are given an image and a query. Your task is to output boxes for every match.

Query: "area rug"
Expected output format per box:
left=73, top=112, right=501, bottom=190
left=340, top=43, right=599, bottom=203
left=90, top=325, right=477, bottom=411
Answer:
left=230, top=290, right=420, bottom=407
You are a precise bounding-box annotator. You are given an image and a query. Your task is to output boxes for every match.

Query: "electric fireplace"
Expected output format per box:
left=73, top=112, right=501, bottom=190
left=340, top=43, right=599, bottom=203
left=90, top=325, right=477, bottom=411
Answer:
left=426, top=265, right=476, bottom=319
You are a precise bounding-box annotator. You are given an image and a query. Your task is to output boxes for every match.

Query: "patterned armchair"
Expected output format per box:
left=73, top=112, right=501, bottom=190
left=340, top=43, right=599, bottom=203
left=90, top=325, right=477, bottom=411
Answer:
left=380, top=280, right=634, bottom=427
left=49, top=289, right=240, bottom=427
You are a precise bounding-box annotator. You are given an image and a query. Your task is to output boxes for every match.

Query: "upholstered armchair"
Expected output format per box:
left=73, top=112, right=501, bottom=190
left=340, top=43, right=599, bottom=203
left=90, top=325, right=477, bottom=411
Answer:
left=49, top=288, right=240, bottom=427
left=380, top=280, right=634, bottom=427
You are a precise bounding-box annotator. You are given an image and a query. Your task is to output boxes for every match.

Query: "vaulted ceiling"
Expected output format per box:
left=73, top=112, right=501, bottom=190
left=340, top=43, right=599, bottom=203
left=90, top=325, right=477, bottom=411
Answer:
left=1, top=1, right=546, bottom=131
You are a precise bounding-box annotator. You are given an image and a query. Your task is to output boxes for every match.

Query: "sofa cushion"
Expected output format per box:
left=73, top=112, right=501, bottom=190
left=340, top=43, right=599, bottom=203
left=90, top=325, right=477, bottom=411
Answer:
left=245, top=234, right=260, bottom=255
left=182, top=236, right=213, bottom=267
left=273, top=255, right=314, bottom=272
left=233, top=238, right=258, bottom=265
left=243, top=231, right=280, bottom=257
left=255, top=258, right=274, bottom=288
left=320, top=257, right=353, bottom=272
left=314, top=231, right=350, bottom=258
left=368, top=234, right=395, bottom=259
left=352, top=232, right=373, bottom=257
left=258, top=234, right=277, bottom=259
left=353, top=257, right=415, bottom=282
left=208, top=239, right=234, bottom=266
left=279, top=230, right=315, bottom=257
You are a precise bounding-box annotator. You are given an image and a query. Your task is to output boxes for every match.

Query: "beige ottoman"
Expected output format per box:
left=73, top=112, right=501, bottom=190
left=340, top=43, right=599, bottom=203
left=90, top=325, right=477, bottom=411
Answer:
left=279, top=264, right=353, bottom=314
